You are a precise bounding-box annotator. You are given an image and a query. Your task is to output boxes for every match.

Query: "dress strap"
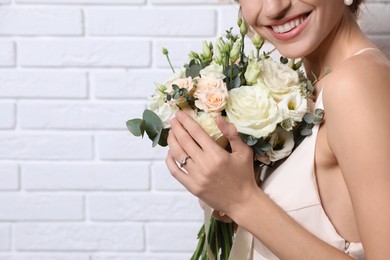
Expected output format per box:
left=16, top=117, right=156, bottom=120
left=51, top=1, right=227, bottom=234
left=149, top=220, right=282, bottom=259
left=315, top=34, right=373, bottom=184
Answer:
left=352, top=47, right=382, bottom=56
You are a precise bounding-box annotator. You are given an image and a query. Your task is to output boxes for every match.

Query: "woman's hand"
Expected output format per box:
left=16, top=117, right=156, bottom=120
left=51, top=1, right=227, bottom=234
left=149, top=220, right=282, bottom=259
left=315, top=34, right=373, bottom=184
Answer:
left=165, top=110, right=259, bottom=217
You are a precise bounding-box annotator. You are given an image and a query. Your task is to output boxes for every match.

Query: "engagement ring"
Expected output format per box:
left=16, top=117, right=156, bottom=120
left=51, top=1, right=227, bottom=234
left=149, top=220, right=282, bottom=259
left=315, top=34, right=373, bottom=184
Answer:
left=178, top=155, right=190, bottom=168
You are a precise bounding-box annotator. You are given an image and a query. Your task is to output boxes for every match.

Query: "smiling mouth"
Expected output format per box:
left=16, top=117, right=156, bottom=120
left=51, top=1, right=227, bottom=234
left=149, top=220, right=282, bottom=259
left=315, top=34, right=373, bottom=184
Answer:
left=270, top=13, right=310, bottom=34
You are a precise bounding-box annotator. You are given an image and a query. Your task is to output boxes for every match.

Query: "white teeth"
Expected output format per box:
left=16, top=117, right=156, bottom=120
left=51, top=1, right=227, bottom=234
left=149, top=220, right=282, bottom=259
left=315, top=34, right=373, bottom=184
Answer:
left=272, top=16, right=305, bottom=34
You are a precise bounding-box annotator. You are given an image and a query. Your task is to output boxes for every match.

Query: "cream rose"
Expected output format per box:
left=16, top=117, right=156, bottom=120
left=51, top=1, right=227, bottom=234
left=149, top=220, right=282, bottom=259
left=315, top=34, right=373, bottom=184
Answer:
left=258, top=59, right=300, bottom=101
left=195, top=112, right=228, bottom=148
left=199, top=64, right=226, bottom=80
left=166, top=77, right=195, bottom=94
left=278, top=89, right=308, bottom=122
left=194, top=77, right=226, bottom=99
left=225, top=84, right=282, bottom=139
left=267, top=127, right=295, bottom=162
left=195, top=85, right=228, bottom=116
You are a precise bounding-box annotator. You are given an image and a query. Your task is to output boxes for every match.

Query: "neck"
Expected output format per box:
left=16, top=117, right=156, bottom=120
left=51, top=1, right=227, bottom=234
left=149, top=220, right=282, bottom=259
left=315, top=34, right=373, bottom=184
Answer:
left=303, top=9, right=374, bottom=83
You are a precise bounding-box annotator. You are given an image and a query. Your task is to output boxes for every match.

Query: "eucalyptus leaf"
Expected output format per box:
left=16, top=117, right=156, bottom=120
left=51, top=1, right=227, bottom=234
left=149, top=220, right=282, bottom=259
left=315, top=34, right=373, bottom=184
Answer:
left=126, top=118, right=145, bottom=137
left=186, top=64, right=202, bottom=78
left=231, top=76, right=241, bottom=89
left=260, top=143, right=272, bottom=152
left=301, top=127, right=313, bottom=136
left=303, top=113, right=314, bottom=124
left=143, top=110, right=163, bottom=146
left=225, top=64, right=240, bottom=78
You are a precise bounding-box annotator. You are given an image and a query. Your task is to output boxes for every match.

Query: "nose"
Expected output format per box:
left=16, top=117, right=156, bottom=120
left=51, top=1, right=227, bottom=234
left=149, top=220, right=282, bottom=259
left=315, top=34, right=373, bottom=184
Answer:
left=262, top=0, right=292, bottom=20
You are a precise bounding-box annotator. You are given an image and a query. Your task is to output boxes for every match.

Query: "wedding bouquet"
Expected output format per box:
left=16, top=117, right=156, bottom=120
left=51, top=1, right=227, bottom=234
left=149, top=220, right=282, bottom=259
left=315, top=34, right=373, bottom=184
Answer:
left=127, top=19, right=323, bottom=260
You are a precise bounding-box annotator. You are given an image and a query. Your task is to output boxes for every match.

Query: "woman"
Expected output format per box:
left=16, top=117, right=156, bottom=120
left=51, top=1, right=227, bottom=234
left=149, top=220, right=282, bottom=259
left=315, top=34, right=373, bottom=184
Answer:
left=166, top=0, right=390, bottom=258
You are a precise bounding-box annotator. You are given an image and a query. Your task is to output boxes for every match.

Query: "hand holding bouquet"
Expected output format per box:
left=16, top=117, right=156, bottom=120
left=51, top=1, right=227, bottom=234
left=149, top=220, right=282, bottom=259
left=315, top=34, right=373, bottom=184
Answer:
left=127, top=18, right=323, bottom=260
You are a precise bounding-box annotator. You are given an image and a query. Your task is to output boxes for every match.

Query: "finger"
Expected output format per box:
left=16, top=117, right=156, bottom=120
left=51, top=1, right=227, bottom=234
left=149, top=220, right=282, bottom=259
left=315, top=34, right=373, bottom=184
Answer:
left=170, top=116, right=205, bottom=158
left=167, top=129, right=195, bottom=172
left=165, top=150, right=195, bottom=191
left=216, top=116, right=250, bottom=154
left=174, top=111, right=217, bottom=150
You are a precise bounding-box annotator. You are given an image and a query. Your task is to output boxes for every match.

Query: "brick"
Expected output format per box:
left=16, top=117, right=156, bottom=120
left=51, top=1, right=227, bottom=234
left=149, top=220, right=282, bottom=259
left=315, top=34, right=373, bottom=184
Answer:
left=14, top=224, right=144, bottom=251
left=359, top=3, right=390, bottom=34
left=0, top=41, right=15, bottom=67
left=0, top=164, right=19, bottom=190
left=98, top=132, right=167, bottom=160
left=368, top=35, right=390, bottom=58
left=0, top=226, right=10, bottom=251
left=92, top=70, right=171, bottom=99
left=219, top=5, right=241, bottom=35
left=151, top=161, right=186, bottom=191
left=18, top=102, right=145, bottom=130
left=151, top=0, right=223, bottom=4
left=86, top=9, right=216, bottom=37
left=154, top=40, right=204, bottom=68
left=0, top=102, right=15, bottom=129
left=0, top=255, right=88, bottom=260
left=0, top=193, right=83, bottom=221
left=0, top=71, right=87, bottom=98
left=147, top=223, right=200, bottom=252
left=18, top=40, right=150, bottom=68
left=16, top=0, right=144, bottom=3
left=0, top=8, right=82, bottom=36
left=91, top=255, right=192, bottom=260
left=0, top=134, right=93, bottom=160
left=22, top=162, right=150, bottom=191
left=89, top=193, right=202, bottom=221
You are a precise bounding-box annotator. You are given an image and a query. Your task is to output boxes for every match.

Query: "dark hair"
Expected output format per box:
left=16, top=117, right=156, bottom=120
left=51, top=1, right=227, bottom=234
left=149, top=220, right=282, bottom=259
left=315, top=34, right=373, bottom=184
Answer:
left=350, top=0, right=365, bottom=17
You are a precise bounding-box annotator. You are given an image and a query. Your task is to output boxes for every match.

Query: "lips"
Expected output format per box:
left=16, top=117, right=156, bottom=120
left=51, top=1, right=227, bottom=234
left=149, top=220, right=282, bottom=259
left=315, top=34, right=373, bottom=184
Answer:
left=267, top=12, right=311, bottom=41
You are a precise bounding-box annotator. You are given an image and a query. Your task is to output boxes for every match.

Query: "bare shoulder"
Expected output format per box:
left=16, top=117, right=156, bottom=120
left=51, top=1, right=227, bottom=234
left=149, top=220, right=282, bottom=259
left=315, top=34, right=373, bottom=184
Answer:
left=323, top=51, right=390, bottom=127
left=322, top=50, right=390, bottom=171
left=324, top=50, right=390, bottom=104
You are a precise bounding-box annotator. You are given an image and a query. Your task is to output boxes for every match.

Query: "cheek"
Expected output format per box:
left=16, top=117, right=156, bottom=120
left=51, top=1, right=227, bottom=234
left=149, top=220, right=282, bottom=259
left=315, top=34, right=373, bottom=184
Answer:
left=239, top=0, right=261, bottom=28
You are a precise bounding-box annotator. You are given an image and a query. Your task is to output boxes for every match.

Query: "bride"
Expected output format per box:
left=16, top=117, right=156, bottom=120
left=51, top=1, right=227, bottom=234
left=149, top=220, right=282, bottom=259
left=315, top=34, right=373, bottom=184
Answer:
left=165, top=0, right=390, bottom=258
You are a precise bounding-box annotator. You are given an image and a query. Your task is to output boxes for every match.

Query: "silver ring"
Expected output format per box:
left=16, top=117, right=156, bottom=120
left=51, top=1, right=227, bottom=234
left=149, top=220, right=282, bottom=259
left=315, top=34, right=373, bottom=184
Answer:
left=178, top=155, right=190, bottom=168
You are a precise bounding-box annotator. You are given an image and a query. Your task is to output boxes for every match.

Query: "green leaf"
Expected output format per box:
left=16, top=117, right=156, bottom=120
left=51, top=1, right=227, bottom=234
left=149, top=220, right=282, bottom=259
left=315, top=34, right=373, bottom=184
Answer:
left=303, top=113, right=314, bottom=124
left=142, top=109, right=163, bottom=147
left=231, top=76, right=241, bottom=89
left=301, top=127, right=313, bottom=136
left=158, top=128, right=170, bottom=147
left=225, top=64, right=240, bottom=78
left=126, top=118, right=145, bottom=137
left=186, top=64, right=202, bottom=78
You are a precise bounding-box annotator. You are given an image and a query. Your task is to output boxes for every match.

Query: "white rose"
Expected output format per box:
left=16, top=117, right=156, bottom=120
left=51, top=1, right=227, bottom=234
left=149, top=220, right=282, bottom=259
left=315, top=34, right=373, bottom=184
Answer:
left=200, top=64, right=226, bottom=80
left=278, top=89, right=308, bottom=122
left=151, top=102, right=179, bottom=129
left=267, top=127, right=295, bottom=162
left=258, top=59, right=300, bottom=101
left=195, top=85, right=228, bottom=116
left=148, top=89, right=165, bottom=111
left=225, top=84, right=282, bottom=139
left=195, top=112, right=228, bottom=148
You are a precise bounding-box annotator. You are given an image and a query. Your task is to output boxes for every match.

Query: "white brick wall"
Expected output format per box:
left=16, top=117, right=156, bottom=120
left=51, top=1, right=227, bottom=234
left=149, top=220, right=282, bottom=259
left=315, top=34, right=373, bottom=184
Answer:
left=0, top=0, right=389, bottom=259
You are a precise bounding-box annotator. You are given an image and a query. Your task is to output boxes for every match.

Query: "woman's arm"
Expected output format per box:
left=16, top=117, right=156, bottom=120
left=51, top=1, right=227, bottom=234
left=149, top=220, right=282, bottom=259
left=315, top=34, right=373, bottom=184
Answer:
left=166, top=112, right=353, bottom=259
left=325, top=54, right=390, bottom=259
